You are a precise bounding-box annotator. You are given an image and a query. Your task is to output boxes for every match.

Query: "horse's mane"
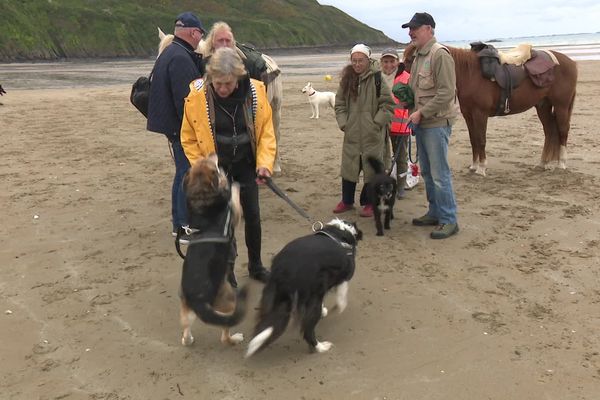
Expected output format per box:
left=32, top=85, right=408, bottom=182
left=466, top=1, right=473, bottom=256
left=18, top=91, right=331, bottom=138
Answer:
left=445, top=46, right=479, bottom=75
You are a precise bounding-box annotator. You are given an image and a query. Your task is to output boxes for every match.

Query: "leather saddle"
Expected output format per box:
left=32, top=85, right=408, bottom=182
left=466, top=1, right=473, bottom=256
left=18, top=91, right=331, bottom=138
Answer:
left=470, top=42, right=557, bottom=115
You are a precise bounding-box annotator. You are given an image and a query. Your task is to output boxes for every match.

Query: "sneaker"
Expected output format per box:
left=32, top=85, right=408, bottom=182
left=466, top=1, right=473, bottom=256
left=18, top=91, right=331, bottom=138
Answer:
left=333, top=201, right=354, bottom=214
left=412, top=214, right=439, bottom=226
left=248, top=265, right=270, bottom=283
left=359, top=204, right=374, bottom=218
left=430, top=223, right=459, bottom=239
left=396, top=186, right=406, bottom=200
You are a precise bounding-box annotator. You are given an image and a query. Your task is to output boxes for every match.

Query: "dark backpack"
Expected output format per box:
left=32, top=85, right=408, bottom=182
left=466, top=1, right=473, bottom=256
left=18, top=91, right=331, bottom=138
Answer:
left=130, top=74, right=151, bottom=118
left=236, top=43, right=268, bottom=81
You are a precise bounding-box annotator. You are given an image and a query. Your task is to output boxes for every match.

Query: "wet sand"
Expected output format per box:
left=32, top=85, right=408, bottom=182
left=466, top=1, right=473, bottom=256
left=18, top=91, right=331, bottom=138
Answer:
left=1, top=54, right=600, bottom=399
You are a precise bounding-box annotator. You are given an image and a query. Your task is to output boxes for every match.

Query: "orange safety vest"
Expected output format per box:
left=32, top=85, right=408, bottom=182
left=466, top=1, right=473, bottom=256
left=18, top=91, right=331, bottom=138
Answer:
left=390, top=70, right=411, bottom=136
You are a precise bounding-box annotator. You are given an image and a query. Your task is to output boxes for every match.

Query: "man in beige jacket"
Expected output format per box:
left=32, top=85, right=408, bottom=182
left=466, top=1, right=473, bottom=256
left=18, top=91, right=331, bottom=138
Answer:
left=402, top=12, right=459, bottom=239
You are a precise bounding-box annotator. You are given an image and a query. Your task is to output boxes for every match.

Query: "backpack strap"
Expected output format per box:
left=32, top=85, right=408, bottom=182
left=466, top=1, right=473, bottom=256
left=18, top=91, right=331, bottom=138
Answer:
left=374, top=70, right=382, bottom=98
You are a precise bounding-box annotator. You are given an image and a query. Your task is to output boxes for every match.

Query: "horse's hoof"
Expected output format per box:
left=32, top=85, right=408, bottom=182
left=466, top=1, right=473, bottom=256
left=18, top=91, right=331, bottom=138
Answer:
left=468, top=165, right=477, bottom=172
left=475, top=167, right=486, bottom=176
left=558, top=161, right=567, bottom=170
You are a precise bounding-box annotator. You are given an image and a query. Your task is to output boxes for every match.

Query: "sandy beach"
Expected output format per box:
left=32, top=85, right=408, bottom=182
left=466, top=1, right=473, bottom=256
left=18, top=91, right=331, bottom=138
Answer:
left=1, top=52, right=600, bottom=399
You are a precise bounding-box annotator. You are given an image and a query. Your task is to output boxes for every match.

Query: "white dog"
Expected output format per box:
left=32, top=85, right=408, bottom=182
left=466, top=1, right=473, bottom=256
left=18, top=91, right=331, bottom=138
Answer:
left=301, top=82, right=335, bottom=119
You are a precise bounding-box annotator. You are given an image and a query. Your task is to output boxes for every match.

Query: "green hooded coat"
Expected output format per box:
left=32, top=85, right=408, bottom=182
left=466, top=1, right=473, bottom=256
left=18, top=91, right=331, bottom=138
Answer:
left=335, top=61, right=394, bottom=183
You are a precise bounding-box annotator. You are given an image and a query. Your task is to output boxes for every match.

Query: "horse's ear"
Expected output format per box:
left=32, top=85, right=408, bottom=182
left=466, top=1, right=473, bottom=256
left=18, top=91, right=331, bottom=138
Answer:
left=158, top=27, right=166, bottom=40
left=197, top=39, right=207, bottom=55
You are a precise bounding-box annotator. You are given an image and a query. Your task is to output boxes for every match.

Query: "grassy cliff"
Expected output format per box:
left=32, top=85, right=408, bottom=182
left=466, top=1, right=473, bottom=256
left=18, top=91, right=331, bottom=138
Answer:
left=0, top=0, right=396, bottom=61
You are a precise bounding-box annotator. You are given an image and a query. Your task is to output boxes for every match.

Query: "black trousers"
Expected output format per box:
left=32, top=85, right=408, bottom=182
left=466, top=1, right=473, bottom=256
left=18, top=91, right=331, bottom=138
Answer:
left=222, top=158, right=263, bottom=270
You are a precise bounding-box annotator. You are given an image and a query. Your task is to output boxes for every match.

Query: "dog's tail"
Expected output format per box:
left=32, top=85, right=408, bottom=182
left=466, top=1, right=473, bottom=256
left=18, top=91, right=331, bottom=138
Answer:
left=245, top=282, right=293, bottom=357
left=367, top=156, right=385, bottom=174
left=189, top=285, right=249, bottom=327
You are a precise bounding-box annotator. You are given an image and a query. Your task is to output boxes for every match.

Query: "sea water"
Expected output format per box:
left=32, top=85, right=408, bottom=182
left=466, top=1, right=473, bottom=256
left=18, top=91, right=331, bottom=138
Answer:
left=443, top=32, right=600, bottom=60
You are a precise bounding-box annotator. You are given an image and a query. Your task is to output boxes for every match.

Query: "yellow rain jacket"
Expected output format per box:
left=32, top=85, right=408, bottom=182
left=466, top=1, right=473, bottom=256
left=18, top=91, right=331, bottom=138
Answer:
left=180, top=77, right=276, bottom=172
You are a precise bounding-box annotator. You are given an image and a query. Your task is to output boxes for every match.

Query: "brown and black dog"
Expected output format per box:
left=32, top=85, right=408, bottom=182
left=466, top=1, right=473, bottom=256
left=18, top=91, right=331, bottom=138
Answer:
left=179, top=153, right=248, bottom=346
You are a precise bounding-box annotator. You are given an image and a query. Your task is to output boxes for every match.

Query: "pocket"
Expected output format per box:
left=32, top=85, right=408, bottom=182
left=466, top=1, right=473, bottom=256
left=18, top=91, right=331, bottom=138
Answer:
left=417, top=71, right=435, bottom=90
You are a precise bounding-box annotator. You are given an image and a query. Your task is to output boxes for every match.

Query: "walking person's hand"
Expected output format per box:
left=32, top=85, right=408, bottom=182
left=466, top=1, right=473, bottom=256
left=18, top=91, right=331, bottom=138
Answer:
left=256, top=167, right=271, bottom=184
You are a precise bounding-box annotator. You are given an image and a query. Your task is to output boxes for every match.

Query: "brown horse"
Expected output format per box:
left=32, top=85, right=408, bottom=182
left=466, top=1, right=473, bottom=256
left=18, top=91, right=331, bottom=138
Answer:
left=403, top=43, right=577, bottom=176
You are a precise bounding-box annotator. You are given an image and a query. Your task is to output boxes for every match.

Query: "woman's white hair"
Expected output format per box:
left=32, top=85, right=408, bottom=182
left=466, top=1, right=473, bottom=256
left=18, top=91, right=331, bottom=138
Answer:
left=206, top=47, right=247, bottom=79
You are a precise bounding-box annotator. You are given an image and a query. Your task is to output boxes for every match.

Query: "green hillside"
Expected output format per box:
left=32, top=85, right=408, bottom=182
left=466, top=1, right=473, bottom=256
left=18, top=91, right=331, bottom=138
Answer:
left=0, top=0, right=396, bottom=61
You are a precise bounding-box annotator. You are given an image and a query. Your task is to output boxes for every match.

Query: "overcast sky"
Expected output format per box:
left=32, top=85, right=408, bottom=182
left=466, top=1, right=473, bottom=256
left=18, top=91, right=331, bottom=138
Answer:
left=318, top=0, right=600, bottom=42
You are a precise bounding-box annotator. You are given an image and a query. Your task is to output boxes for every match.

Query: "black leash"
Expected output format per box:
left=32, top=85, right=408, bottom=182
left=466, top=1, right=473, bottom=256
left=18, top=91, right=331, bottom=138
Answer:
left=263, top=176, right=311, bottom=221
left=408, top=133, right=419, bottom=164
left=262, top=176, right=324, bottom=231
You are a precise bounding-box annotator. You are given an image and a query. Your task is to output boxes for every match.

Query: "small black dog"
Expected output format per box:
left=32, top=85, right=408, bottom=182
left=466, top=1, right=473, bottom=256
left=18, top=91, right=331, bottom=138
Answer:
left=246, top=219, right=362, bottom=356
left=367, top=156, right=397, bottom=236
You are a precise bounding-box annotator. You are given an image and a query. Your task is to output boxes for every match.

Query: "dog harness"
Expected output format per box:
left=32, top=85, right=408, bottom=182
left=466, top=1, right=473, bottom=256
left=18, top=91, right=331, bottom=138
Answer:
left=175, top=200, right=236, bottom=259
left=315, top=230, right=356, bottom=258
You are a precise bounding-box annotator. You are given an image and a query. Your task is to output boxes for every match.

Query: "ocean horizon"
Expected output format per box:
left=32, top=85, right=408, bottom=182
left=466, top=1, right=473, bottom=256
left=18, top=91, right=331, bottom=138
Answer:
left=443, top=32, right=600, bottom=60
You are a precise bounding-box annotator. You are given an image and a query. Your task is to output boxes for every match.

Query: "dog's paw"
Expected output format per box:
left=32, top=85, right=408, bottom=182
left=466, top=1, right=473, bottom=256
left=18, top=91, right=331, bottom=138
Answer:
left=315, top=341, right=333, bottom=353
left=181, top=333, right=194, bottom=346
left=222, top=331, right=244, bottom=345
left=321, top=306, right=328, bottom=318
left=230, top=332, right=244, bottom=344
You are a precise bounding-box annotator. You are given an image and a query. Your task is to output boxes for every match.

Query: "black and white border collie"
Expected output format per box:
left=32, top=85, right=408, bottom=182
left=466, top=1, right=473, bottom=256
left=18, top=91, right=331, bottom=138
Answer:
left=246, top=219, right=362, bottom=356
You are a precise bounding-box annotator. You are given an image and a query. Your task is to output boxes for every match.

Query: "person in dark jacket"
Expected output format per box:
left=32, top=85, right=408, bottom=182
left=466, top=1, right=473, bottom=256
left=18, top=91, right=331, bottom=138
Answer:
left=146, top=12, right=205, bottom=242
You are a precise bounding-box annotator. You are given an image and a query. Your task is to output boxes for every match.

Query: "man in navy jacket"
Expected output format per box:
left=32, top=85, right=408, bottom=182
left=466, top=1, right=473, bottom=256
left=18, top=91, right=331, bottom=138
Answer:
left=147, top=12, right=205, bottom=241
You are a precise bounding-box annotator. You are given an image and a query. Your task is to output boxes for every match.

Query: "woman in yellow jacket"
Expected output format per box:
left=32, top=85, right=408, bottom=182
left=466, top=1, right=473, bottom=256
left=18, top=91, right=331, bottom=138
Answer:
left=181, top=47, right=276, bottom=284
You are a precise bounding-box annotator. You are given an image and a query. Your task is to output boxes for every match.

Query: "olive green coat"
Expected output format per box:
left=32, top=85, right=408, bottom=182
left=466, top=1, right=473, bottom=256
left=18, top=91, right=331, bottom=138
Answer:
left=335, top=62, right=394, bottom=183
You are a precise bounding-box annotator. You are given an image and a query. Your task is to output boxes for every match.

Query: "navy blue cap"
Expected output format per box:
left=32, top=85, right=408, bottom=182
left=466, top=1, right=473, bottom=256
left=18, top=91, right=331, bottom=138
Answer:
left=175, top=12, right=205, bottom=33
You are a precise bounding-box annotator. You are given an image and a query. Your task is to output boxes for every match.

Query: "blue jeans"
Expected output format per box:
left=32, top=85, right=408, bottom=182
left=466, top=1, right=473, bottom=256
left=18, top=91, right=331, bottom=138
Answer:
left=170, top=138, right=190, bottom=230
left=414, top=125, right=458, bottom=224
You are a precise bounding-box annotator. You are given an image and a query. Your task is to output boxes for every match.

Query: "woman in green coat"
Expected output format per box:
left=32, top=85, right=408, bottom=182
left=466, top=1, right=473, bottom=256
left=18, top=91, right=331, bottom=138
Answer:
left=333, top=44, right=395, bottom=217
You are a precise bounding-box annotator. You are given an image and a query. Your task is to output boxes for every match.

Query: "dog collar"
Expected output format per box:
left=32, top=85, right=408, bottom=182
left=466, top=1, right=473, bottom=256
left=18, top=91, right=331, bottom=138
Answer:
left=308, top=91, right=316, bottom=96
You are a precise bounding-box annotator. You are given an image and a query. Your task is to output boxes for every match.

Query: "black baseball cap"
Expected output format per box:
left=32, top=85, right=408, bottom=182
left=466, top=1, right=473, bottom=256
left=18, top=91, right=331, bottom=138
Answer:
left=401, top=12, right=436, bottom=29
left=175, top=12, right=206, bottom=34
